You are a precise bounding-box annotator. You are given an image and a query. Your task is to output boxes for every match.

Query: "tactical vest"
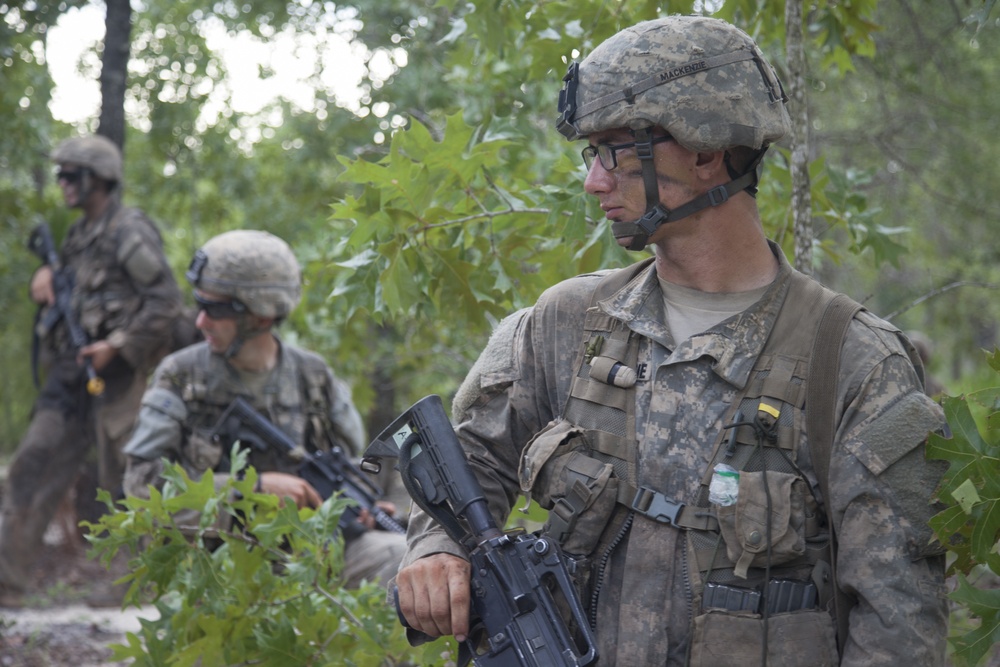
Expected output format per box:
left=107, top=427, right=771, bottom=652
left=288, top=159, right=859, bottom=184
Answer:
left=60, top=205, right=160, bottom=347
left=527, top=258, right=879, bottom=664
left=177, top=343, right=338, bottom=475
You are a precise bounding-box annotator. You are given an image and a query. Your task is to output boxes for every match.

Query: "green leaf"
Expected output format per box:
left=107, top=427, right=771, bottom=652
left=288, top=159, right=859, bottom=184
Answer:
left=948, top=574, right=1000, bottom=666
left=84, top=458, right=418, bottom=664
left=970, top=498, right=1000, bottom=572
left=928, top=396, right=1000, bottom=497
left=953, top=478, right=982, bottom=514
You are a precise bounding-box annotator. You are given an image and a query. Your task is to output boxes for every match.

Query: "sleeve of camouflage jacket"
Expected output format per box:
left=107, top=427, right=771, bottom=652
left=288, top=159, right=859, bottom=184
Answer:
left=828, top=315, right=949, bottom=666
left=122, top=357, right=182, bottom=497
left=400, top=288, right=589, bottom=567
left=108, top=210, right=183, bottom=371
left=121, top=354, right=238, bottom=534
left=399, top=307, right=542, bottom=568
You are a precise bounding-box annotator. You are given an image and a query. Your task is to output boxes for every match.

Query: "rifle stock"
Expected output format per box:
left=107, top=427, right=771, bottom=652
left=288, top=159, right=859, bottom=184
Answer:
left=210, top=397, right=404, bottom=535
left=363, top=394, right=598, bottom=667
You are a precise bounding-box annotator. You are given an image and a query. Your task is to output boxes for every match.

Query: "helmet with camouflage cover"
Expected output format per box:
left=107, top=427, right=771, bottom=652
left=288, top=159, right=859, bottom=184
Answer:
left=51, top=135, right=123, bottom=183
left=185, top=230, right=301, bottom=319
left=556, top=16, right=791, bottom=250
left=556, top=16, right=789, bottom=151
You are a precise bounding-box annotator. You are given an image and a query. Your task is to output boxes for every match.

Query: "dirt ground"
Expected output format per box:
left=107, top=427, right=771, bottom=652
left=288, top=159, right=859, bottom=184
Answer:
left=0, top=527, right=148, bottom=667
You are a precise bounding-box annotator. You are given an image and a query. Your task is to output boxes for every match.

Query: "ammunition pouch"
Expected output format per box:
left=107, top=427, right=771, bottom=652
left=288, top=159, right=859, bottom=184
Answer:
left=702, top=579, right=818, bottom=615
left=184, top=428, right=224, bottom=473
left=716, top=471, right=812, bottom=578
left=519, top=419, right=621, bottom=558
left=689, top=607, right=838, bottom=667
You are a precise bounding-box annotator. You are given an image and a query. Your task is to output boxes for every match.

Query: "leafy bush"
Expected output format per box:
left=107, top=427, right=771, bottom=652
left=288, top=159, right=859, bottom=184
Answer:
left=84, top=448, right=454, bottom=666
left=929, top=348, right=1000, bottom=666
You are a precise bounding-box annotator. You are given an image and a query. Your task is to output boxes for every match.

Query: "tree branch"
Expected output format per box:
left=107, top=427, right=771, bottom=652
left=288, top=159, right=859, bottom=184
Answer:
left=884, top=281, right=1000, bottom=321
left=412, top=206, right=595, bottom=233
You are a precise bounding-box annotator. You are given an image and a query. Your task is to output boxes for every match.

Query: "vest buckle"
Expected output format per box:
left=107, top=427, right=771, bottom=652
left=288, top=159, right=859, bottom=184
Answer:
left=631, top=486, right=684, bottom=525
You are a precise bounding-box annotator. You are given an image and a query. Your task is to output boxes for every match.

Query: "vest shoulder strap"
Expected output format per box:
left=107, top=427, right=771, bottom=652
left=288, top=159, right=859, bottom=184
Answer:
left=805, top=292, right=863, bottom=655
left=806, top=293, right=862, bottom=519
left=285, top=346, right=333, bottom=412
left=283, top=345, right=339, bottom=452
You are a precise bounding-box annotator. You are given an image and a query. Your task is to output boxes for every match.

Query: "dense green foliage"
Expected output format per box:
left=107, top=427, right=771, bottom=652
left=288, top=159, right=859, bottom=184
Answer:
left=85, top=448, right=450, bottom=665
left=812, top=0, right=1000, bottom=390
left=0, top=0, right=931, bottom=439
left=3, top=0, right=1000, bottom=663
left=929, top=349, right=1000, bottom=666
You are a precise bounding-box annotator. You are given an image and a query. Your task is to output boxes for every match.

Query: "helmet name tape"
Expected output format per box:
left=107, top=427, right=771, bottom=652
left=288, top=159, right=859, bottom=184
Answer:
left=561, top=49, right=757, bottom=139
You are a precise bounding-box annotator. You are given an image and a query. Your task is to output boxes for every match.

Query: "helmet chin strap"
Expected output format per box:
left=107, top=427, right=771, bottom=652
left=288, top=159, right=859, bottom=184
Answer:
left=224, top=316, right=272, bottom=360
left=223, top=336, right=245, bottom=360
left=612, top=128, right=766, bottom=251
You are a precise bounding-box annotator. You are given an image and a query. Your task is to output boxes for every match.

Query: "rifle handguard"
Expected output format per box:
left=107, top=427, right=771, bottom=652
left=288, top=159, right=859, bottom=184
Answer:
left=210, top=397, right=404, bottom=535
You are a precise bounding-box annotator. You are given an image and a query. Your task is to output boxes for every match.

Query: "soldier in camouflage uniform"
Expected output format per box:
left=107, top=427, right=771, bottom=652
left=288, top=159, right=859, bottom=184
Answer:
left=394, top=17, right=949, bottom=666
left=0, top=135, right=183, bottom=602
left=122, top=230, right=406, bottom=588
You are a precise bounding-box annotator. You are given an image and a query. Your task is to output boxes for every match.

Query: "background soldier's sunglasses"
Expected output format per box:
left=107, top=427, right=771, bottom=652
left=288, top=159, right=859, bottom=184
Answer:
left=581, top=134, right=674, bottom=171
left=193, top=292, right=248, bottom=319
left=56, top=170, right=83, bottom=183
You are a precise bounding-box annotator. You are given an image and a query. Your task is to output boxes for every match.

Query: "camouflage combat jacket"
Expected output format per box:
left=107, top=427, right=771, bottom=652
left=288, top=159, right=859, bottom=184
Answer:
left=122, top=339, right=364, bottom=502
left=402, top=244, right=948, bottom=666
left=45, top=203, right=182, bottom=376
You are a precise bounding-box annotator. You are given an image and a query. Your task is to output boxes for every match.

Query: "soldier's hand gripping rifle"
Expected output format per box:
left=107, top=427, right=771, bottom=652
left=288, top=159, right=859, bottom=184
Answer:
left=27, top=222, right=104, bottom=396
left=209, top=397, right=405, bottom=537
left=361, top=394, right=598, bottom=667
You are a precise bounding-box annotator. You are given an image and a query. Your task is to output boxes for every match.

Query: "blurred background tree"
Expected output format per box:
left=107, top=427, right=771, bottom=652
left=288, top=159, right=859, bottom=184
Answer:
left=4, top=0, right=996, bottom=442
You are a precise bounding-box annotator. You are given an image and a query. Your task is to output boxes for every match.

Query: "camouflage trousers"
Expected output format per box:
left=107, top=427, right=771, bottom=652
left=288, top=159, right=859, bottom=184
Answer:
left=0, top=371, right=146, bottom=591
left=342, top=529, right=407, bottom=589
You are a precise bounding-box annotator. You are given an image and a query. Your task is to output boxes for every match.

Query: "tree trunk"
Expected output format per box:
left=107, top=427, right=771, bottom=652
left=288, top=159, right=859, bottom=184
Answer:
left=98, top=0, right=132, bottom=151
left=785, top=0, right=813, bottom=274
left=367, top=323, right=399, bottom=438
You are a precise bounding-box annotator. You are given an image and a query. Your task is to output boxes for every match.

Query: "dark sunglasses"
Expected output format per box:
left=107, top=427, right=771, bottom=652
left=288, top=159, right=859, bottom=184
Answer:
left=581, top=135, right=674, bottom=171
left=56, top=170, right=83, bottom=184
left=193, top=292, right=247, bottom=319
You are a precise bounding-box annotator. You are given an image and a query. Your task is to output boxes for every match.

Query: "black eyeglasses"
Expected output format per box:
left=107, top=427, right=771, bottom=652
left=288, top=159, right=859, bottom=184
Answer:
left=56, top=170, right=83, bottom=184
left=581, top=135, right=674, bottom=171
left=193, top=292, right=247, bottom=319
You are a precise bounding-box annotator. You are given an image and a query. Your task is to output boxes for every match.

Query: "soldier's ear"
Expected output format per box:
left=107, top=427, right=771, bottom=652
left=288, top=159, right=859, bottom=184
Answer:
left=251, top=314, right=276, bottom=330
left=694, top=150, right=727, bottom=178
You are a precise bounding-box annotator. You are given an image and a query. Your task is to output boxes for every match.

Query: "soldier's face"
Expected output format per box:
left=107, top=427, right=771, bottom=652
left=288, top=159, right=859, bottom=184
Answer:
left=582, top=128, right=701, bottom=248
left=56, top=163, right=85, bottom=208
left=194, top=289, right=240, bottom=354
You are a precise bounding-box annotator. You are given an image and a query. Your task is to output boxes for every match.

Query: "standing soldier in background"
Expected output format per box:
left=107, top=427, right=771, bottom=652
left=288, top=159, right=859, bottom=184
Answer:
left=122, top=230, right=406, bottom=589
left=0, top=135, right=183, bottom=604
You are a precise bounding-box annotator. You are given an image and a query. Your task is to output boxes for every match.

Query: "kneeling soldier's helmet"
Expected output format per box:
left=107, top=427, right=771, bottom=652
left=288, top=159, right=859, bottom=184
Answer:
left=186, top=230, right=302, bottom=319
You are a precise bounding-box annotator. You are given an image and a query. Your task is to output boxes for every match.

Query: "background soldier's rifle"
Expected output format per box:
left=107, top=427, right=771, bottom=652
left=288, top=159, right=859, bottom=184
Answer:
left=209, top=396, right=405, bottom=537
left=362, top=394, right=598, bottom=667
left=27, top=222, right=104, bottom=396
